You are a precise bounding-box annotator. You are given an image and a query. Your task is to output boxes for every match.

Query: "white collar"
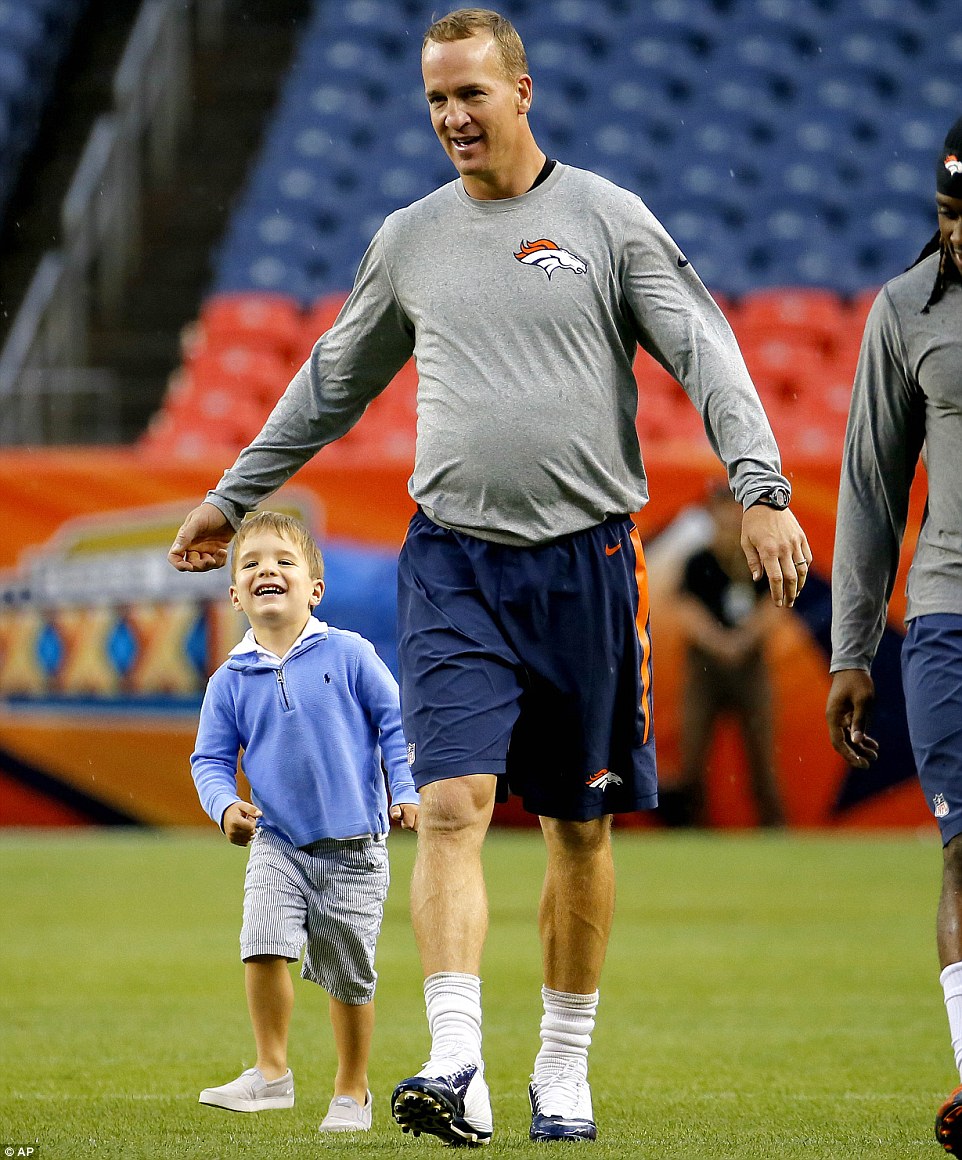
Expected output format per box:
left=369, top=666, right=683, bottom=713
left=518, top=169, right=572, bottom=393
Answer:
left=229, top=617, right=328, bottom=662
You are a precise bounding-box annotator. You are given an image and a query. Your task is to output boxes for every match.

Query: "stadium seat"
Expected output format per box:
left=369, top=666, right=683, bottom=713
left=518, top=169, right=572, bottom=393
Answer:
left=198, top=294, right=305, bottom=363
left=185, top=346, right=292, bottom=408
left=201, top=0, right=962, bottom=318
left=731, top=289, right=853, bottom=359
left=302, top=292, right=349, bottom=348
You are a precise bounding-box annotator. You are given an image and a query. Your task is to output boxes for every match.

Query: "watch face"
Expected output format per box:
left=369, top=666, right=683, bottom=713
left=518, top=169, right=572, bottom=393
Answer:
left=769, top=487, right=790, bottom=509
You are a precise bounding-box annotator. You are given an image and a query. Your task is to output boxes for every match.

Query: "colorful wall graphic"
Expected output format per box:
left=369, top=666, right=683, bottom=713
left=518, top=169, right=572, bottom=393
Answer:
left=0, top=446, right=930, bottom=833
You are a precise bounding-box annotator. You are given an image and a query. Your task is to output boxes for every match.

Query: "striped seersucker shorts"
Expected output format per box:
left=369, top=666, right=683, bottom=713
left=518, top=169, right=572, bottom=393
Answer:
left=240, top=824, right=390, bottom=1004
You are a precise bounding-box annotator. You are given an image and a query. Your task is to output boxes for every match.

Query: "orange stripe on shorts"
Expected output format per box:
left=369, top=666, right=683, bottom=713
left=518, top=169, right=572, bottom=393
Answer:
left=629, top=524, right=653, bottom=744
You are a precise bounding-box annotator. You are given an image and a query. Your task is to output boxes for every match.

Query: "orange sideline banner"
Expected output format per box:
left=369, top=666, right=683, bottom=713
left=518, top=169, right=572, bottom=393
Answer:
left=0, top=447, right=930, bottom=834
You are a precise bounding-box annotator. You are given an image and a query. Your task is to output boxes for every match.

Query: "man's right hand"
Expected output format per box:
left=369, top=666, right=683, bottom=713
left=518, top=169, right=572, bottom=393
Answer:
left=826, top=668, right=880, bottom=770
left=168, top=502, right=235, bottom=572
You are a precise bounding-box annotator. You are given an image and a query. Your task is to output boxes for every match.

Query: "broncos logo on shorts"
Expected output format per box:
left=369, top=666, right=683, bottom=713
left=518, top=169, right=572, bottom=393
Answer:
left=586, top=769, right=624, bottom=791
left=514, top=238, right=588, bottom=280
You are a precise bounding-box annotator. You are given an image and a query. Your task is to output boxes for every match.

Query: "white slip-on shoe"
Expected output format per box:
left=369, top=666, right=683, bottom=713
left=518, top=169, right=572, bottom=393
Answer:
left=199, top=1067, right=294, bottom=1112
left=319, top=1090, right=373, bottom=1132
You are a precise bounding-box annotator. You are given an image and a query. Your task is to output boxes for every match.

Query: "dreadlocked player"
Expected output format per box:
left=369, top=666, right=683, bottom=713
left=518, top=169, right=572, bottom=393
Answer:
left=826, top=114, right=962, bottom=1155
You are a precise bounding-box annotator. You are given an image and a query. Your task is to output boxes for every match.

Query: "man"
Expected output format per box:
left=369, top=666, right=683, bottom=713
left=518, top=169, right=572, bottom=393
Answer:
left=826, top=114, right=962, bottom=1157
left=675, top=484, right=786, bottom=828
left=169, top=9, right=810, bottom=1145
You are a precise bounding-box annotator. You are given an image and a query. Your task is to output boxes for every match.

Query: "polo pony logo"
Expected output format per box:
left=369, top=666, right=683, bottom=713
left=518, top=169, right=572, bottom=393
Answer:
left=944, top=154, right=962, bottom=177
left=514, top=238, right=588, bottom=279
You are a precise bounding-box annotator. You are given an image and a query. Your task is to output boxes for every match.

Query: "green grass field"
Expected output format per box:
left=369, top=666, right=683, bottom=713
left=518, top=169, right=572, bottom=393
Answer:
left=0, top=828, right=952, bottom=1158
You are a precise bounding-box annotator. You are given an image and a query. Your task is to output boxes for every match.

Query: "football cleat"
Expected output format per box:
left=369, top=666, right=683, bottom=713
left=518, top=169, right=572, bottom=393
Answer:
left=392, top=1062, right=493, bottom=1146
left=529, top=1065, right=597, bottom=1142
left=936, top=1084, right=962, bottom=1154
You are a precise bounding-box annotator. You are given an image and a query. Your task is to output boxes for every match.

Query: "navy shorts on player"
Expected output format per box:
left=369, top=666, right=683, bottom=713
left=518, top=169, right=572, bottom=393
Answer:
left=902, top=613, right=962, bottom=846
left=396, top=508, right=658, bottom=821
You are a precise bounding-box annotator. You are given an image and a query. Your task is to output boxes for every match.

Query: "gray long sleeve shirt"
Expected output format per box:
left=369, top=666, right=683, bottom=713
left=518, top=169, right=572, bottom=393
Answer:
left=831, top=254, right=962, bottom=672
left=208, top=163, right=788, bottom=547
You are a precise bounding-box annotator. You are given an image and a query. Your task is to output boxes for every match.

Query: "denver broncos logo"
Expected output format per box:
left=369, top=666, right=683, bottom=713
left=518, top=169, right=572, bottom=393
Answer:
left=586, top=769, right=623, bottom=791
left=514, top=238, right=587, bottom=279
left=945, top=154, right=962, bottom=176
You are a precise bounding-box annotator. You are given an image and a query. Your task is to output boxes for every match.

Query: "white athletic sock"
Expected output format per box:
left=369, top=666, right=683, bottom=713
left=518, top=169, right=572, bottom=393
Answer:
left=941, top=962, right=962, bottom=1079
left=423, top=971, right=483, bottom=1071
left=533, top=985, right=599, bottom=1083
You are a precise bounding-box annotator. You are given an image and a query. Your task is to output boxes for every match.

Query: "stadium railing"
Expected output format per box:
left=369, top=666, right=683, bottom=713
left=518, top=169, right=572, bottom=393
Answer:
left=0, top=0, right=200, bottom=445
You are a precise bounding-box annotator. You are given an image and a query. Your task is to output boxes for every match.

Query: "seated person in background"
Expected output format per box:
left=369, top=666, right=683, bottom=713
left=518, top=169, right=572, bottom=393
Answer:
left=675, top=484, right=786, bottom=828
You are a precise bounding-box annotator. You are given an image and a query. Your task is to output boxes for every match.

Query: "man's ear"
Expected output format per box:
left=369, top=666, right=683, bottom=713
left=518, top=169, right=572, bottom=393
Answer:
left=517, top=74, right=532, bottom=115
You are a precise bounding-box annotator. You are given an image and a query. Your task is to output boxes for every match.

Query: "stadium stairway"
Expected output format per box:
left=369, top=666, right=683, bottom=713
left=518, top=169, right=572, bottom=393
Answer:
left=0, top=0, right=311, bottom=443
left=0, top=0, right=139, bottom=347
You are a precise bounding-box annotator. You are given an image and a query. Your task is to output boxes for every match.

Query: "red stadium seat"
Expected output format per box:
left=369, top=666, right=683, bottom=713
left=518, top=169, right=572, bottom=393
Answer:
left=300, top=292, right=351, bottom=361
left=186, top=345, right=291, bottom=408
left=198, top=293, right=305, bottom=364
left=729, top=288, right=851, bottom=359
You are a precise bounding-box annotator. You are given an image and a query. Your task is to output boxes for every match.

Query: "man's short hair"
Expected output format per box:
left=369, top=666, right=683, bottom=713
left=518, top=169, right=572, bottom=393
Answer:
left=231, top=510, right=325, bottom=583
left=423, top=8, right=528, bottom=80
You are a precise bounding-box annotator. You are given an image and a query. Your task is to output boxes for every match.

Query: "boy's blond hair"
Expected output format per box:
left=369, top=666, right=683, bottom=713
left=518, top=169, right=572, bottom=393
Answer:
left=230, top=511, right=325, bottom=583
left=423, top=8, right=528, bottom=80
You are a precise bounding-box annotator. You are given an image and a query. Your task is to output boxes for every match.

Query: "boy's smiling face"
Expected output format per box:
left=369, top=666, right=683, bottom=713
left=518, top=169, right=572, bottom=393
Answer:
left=230, top=529, right=324, bottom=637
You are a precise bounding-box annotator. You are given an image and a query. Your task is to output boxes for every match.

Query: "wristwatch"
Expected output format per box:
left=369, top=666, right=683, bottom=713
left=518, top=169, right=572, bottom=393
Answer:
left=748, top=487, right=791, bottom=511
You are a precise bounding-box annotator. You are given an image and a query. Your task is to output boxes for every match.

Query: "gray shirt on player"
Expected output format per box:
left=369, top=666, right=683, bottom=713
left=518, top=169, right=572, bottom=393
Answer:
left=206, top=163, right=788, bottom=547
left=831, top=254, right=962, bottom=673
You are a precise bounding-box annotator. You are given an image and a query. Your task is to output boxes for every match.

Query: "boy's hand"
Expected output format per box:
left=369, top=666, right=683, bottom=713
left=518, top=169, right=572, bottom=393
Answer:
left=390, top=803, right=419, bottom=832
left=222, top=801, right=262, bottom=846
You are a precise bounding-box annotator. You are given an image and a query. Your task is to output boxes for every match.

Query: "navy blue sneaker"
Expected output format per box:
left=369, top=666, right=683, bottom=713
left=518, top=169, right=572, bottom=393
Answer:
left=392, top=1062, right=493, bottom=1147
left=937, top=1084, right=962, bottom=1154
left=529, top=1067, right=597, bottom=1142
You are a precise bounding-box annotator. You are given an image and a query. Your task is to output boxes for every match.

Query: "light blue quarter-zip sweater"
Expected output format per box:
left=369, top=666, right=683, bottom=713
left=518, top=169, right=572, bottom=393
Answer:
left=191, top=619, right=417, bottom=846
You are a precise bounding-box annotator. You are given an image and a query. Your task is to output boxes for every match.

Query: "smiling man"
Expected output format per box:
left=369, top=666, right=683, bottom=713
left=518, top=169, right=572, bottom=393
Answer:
left=169, top=8, right=809, bottom=1145
left=827, top=114, right=962, bottom=1156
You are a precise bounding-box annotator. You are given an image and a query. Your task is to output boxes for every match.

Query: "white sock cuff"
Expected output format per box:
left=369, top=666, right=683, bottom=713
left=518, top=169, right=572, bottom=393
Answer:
left=542, top=985, right=600, bottom=1011
left=941, top=962, right=962, bottom=998
left=425, top=972, right=482, bottom=997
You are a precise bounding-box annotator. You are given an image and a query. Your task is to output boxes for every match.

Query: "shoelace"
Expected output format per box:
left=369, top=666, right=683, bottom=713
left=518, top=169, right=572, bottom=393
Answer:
left=535, top=1062, right=589, bottom=1117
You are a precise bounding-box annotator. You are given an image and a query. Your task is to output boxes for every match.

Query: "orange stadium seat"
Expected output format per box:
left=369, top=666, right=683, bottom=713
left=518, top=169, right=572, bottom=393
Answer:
left=299, top=293, right=351, bottom=361
left=738, top=332, right=833, bottom=404
left=729, top=288, right=851, bottom=359
left=185, top=345, right=291, bottom=408
left=198, top=293, right=305, bottom=364
left=153, top=367, right=273, bottom=447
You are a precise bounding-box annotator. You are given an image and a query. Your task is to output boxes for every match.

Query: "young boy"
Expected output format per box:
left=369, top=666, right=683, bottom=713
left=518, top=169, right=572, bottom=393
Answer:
left=190, top=510, right=418, bottom=1132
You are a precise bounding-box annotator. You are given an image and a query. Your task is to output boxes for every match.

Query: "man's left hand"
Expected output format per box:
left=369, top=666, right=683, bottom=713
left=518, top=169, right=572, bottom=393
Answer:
left=741, top=505, right=812, bottom=608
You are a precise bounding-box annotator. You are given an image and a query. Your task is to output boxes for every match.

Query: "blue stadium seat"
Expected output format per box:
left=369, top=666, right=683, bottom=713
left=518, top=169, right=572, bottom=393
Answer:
left=210, top=0, right=962, bottom=299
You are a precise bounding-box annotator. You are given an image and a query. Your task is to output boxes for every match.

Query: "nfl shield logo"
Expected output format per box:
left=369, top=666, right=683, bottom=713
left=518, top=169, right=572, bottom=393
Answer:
left=934, top=793, right=950, bottom=819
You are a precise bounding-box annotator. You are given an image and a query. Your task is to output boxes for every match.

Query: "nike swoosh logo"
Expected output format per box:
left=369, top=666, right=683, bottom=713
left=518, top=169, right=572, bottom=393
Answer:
left=677, top=254, right=689, bottom=268
left=605, top=543, right=622, bottom=556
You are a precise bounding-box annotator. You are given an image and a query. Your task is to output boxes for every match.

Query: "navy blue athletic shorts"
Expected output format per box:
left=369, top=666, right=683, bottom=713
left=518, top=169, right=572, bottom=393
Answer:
left=902, top=613, right=962, bottom=845
left=396, top=508, right=658, bottom=821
